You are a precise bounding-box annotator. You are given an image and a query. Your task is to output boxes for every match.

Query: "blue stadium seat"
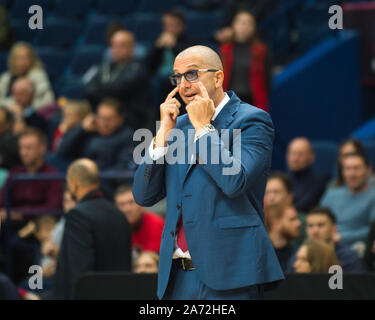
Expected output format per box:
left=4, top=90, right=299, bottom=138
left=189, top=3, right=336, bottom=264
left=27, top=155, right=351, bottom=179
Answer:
left=1, top=0, right=12, bottom=9
left=97, top=0, right=135, bottom=16
left=36, top=47, right=70, bottom=83
left=70, top=45, right=104, bottom=76
left=10, top=0, right=53, bottom=19
left=260, top=17, right=291, bottom=60
left=130, top=14, right=162, bottom=42
left=11, top=19, right=37, bottom=42
left=351, top=117, right=375, bottom=141
left=297, top=7, right=331, bottom=53
left=54, top=0, right=93, bottom=18
left=185, top=11, right=221, bottom=41
left=45, top=152, right=71, bottom=172
left=311, top=141, right=339, bottom=178
left=34, top=18, right=80, bottom=49
left=84, top=15, right=123, bottom=45
left=362, top=141, right=375, bottom=170
left=184, top=0, right=221, bottom=10
left=136, top=0, right=180, bottom=13
left=58, top=80, right=85, bottom=99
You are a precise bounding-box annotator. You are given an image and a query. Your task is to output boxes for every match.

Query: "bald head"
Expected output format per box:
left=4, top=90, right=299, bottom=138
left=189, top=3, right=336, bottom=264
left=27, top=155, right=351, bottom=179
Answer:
left=287, top=137, right=315, bottom=172
left=13, top=77, right=34, bottom=91
left=12, top=77, right=34, bottom=108
left=176, top=45, right=223, bottom=71
left=174, top=45, right=225, bottom=107
left=67, top=158, right=100, bottom=188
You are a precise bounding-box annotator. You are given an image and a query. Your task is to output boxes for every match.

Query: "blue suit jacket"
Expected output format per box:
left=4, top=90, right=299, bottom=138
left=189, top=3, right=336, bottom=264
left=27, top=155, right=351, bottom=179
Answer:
left=133, top=91, right=284, bottom=299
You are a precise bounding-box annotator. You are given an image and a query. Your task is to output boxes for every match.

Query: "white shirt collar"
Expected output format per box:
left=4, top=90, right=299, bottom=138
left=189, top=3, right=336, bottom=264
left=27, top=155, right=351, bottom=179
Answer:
left=212, top=92, right=230, bottom=121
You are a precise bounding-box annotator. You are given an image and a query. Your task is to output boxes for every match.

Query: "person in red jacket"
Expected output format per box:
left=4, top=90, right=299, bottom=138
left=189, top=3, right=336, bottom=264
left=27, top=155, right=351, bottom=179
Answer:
left=115, top=185, right=165, bottom=259
left=219, top=11, right=272, bottom=112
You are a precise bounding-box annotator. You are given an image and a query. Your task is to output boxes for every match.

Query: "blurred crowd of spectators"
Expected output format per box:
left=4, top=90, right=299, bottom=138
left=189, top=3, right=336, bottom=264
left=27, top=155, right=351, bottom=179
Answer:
left=0, top=1, right=374, bottom=300
left=265, top=137, right=375, bottom=276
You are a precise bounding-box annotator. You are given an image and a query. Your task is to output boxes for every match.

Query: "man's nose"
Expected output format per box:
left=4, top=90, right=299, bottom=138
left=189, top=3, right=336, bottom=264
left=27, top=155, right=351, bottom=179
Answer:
left=180, top=76, right=191, bottom=88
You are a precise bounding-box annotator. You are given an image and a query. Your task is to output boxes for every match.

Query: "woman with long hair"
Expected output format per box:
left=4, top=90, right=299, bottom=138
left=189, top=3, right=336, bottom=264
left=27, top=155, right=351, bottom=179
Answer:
left=293, top=239, right=340, bottom=273
left=0, top=42, right=54, bottom=110
left=219, top=11, right=272, bottom=112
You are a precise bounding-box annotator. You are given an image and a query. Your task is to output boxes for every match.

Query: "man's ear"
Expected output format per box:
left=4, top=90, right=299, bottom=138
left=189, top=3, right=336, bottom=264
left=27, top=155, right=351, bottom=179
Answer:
left=68, top=177, right=78, bottom=196
left=215, top=70, right=224, bottom=89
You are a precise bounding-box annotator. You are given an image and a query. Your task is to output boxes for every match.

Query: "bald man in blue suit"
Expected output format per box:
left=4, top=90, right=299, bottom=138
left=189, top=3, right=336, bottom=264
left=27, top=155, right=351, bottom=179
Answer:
left=133, top=45, right=284, bottom=300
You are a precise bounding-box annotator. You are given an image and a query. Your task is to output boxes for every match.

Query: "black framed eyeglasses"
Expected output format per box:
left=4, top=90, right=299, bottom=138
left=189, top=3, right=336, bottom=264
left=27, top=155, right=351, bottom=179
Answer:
left=169, top=69, right=218, bottom=86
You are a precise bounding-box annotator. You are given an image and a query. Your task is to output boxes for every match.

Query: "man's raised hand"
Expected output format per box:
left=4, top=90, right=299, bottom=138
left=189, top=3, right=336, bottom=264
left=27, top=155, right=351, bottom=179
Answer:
left=186, top=81, right=215, bottom=131
left=155, top=86, right=181, bottom=147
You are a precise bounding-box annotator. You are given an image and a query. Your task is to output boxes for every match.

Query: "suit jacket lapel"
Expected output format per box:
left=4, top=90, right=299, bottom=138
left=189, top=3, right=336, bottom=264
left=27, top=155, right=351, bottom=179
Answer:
left=179, top=121, right=194, bottom=184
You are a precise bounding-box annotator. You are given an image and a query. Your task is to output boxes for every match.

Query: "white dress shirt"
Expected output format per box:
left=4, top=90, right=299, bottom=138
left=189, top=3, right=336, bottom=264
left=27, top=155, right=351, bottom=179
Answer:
left=148, top=93, right=230, bottom=259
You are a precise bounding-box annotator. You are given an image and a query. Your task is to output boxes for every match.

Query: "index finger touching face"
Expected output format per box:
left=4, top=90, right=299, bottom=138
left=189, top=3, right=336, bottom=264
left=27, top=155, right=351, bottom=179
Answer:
left=165, top=86, right=179, bottom=102
left=197, top=81, right=210, bottom=99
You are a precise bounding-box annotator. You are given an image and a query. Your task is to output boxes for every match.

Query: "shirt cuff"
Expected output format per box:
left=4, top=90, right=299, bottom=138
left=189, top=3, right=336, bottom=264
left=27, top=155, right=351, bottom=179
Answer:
left=148, top=138, right=168, bottom=161
left=194, top=127, right=211, bottom=143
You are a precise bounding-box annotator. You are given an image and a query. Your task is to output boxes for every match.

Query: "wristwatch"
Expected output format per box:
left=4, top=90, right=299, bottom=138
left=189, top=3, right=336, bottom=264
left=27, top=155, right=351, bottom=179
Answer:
left=203, top=124, right=215, bottom=132
left=195, top=123, right=216, bottom=141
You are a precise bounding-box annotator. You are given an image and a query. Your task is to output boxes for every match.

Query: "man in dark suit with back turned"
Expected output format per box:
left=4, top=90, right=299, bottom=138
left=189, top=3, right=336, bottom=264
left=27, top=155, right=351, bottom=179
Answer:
left=54, top=158, right=132, bottom=299
left=133, top=45, right=284, bottom=300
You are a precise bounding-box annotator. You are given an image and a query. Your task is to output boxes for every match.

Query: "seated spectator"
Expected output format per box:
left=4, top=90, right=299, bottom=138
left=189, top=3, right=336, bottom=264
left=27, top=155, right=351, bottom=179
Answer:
left=57, top=98, right=135, bottom=172
left=50, top=100, right=91, bottom=152
left=215, top=0, right=280, bottom=43
left=288, top=207, right=364, bottom=273
left=320, top=152, right=375, bottom=250
left=7, top=77, right=48, bottom=134
left=265, top=171, right=306, bottom=245
left=0, top=42, right=54, bottom=110
left=115, top=185, right=164, bottom=260
left=133, top=251, right=159, bottom=274
left=12, top=215, right=56, bottom=285
left=40, top=190, right=76, bottom=280
left=148, top=9, right=190, bottom=76
left=83, top=29, right=150, bottom=129
left=0, top=128, right=63, bottom=224
left=286, top=137, right=327, bottom=213
left=219, top=10, right=272, bottom=111
left=293, top=239, right=340, bottom=273
left=147, top=9, right=192, bottom=108
left=0, top=107, right=20, bottom=170
left=44, top=190, right=76, bottom=256
left=329, top=138, right=375, bottom=188
left=264, top=171, right=293, bottom=209
left=265, top=203, right=301, bottom=272
left=54, top=159, right=132, bottom=299
left=13, top=190, right=76, bottom=299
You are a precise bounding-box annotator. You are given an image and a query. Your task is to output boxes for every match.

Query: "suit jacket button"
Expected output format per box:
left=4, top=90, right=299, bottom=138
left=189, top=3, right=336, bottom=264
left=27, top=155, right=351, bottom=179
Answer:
left=170, top=232, right=174, bottom=237
left=176, top=205, right=181, bottom=210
